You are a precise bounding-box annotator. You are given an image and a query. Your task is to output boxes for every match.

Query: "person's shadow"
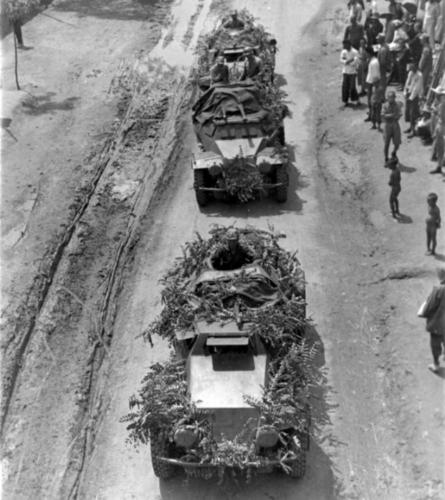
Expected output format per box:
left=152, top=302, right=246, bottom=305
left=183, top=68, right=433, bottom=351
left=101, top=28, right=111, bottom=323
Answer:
left=396, top=213, right=412, bottom=224
left=398, top=162, right=415, bottom=173
left=433, top=253, right=445, bottom=262
left=430, top=367, right=445, bottom=379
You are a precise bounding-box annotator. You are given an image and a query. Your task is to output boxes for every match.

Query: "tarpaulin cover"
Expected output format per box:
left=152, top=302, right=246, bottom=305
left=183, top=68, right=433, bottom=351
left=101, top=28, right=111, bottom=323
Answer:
left=192, top=82, right=270, bottom=127
left=187, top=265, right=280, bottom=310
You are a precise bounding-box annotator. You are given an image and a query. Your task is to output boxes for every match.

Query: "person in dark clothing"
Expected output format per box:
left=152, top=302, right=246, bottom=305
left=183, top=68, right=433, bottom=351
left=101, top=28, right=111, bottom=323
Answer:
left=387, top=0, right=405, bottom=21
left=364, top=11, right=384, bottom=46
left=388, top=158, right=401, bottom=218
left=420, top=267, right=445, bottom=373
left=210, top=56, right=229, bottom=84
left=223, top=11, right=245, bottom=29
left=241, top=48, right=262, bottom=80
left=377, top=34, right=392, bottom=91
left=407, top=22, right=423, bottom=65
left=419, top=34, right=433, bottom=94
left=344, top=17, right=366, bottom=49
left=211, top=231, right=253, bottom=271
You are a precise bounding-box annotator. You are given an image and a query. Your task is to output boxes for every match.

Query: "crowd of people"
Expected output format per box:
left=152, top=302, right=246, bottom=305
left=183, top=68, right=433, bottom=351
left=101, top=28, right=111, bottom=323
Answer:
left=341, top=0, right=444, bottom=172
left=341, top=1, right=444, bottom=373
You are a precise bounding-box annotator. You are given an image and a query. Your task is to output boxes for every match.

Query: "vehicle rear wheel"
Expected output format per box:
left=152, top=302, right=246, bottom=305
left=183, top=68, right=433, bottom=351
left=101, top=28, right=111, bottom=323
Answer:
left=194, top=169, right=210, bottom=206
left=150, top=432, right=176, bottom=479
left=275, top=165, right=288, bottom=203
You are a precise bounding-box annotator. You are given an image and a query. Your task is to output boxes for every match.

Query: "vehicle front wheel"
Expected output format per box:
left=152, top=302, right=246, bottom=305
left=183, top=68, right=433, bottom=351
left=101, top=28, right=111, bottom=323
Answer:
left=288, top=450, right=306, bottom=479
left=150, top=432, right=176, bottom=479
left=278, top=126, right=285, bottom=146
left=275, top=165, right=288, bottom=203
left=194, top=169, right=210, bottom=207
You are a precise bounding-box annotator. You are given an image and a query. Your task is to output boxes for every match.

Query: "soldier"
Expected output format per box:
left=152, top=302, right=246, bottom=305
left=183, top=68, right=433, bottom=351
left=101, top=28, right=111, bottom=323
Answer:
left=211, top=230, right=253, bottom=270
left=210, top=56, right=229, bottom=85
left=223, top=11, right=245, bottom=30
left=241, top=48, right=262, bottom=80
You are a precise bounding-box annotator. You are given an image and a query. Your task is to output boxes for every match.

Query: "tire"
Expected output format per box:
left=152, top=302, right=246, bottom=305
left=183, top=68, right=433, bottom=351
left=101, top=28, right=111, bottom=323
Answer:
left=150, top=432, right=176, bottom=479
left=296, top=430, right=310, bottom=452
left=275, top=164, right=288, bottom=203
left=288, top=450, right=306, bottom=479
left=194, top=169, right=210, bottom=207
left=278, top=126, right=285, bottom=146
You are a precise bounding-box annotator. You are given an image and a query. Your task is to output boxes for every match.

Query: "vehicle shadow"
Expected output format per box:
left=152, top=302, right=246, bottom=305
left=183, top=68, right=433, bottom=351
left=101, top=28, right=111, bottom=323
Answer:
left=158, top=324, right=340, bottom=500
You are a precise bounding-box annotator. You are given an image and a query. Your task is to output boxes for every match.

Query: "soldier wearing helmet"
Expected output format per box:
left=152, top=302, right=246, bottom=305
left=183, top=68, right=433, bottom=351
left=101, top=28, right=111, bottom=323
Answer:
left=210, top=55, right=229, bottom=85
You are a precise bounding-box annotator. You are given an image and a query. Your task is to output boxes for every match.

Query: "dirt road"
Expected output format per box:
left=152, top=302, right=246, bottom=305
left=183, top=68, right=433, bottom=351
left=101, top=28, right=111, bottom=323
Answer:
left=2, top=0, right=444, bottom=499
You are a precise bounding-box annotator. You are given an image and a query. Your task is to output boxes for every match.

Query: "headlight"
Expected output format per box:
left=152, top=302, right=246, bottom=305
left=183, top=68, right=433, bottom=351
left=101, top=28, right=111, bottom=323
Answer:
left=174, top=426, right=199, bottom=448
left=256, top=426, right=279, bottom=448
left=209, top=164, right=222, bottom=176
left=258, top=161, right=271, bottom=174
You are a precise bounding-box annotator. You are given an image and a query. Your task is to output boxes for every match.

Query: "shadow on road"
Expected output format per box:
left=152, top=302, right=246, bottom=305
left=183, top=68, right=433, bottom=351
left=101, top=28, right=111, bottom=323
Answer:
left=22, top=92, right=79, bottom=115
left=54, top=0, right=173, bottom=21
left=398, top=162, right=416, bottom=174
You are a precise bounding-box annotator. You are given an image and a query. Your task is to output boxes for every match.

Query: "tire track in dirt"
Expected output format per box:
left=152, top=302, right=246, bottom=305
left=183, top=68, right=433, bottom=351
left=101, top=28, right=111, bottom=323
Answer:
left=63, top=78, right=197, bottom=500
left=1, top=131, right=116, bottom=433
left=2, top=2, right=214, bottom=497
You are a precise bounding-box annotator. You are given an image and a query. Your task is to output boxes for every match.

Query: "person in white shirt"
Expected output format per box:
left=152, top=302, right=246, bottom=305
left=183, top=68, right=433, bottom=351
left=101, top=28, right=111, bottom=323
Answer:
left=364, top=48, right=381, bottom=122
left=403, top=62, right=424, bottom=137
left=340, top=39, right=360, bottom=106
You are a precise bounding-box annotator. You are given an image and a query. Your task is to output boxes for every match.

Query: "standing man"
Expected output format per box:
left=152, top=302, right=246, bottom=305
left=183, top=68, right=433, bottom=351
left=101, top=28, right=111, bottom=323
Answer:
left=382, top=90, right=403, bottom=163
left=420, top=267, right=445, bottom=373
left=340, top=39, right=360, bottom=106
left=377, top=34, right=392, bottom=92
left=418, top=34, right=433, bottom=94
left=403, top=62, right=423, bottom=137
left=364, top=10, right=384, bottom=45
left=423, top=0, right=441, bottom=48
left=364, top=47, right=381, bottom=122
left=431, top=86, right=445, bottom=174
left=388, top=158, right=401, bottom=218
left=344, top=16, right=366, bottom=49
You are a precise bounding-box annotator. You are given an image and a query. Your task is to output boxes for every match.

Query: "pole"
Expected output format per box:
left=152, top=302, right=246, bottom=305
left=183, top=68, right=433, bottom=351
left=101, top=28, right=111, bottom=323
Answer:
left=13, top=29, right=20, bottom=91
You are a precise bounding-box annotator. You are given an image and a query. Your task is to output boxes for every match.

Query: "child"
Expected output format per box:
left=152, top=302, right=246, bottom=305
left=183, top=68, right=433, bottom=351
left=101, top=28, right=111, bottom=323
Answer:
left=388, top=158, right=401, bottom=218
left=426, top=193, right=441, bottom=255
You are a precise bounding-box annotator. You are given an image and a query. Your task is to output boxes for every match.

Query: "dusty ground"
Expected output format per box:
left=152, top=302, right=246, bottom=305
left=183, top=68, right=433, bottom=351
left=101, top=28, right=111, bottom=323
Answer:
left=1, top=0, right=444, bottom=499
